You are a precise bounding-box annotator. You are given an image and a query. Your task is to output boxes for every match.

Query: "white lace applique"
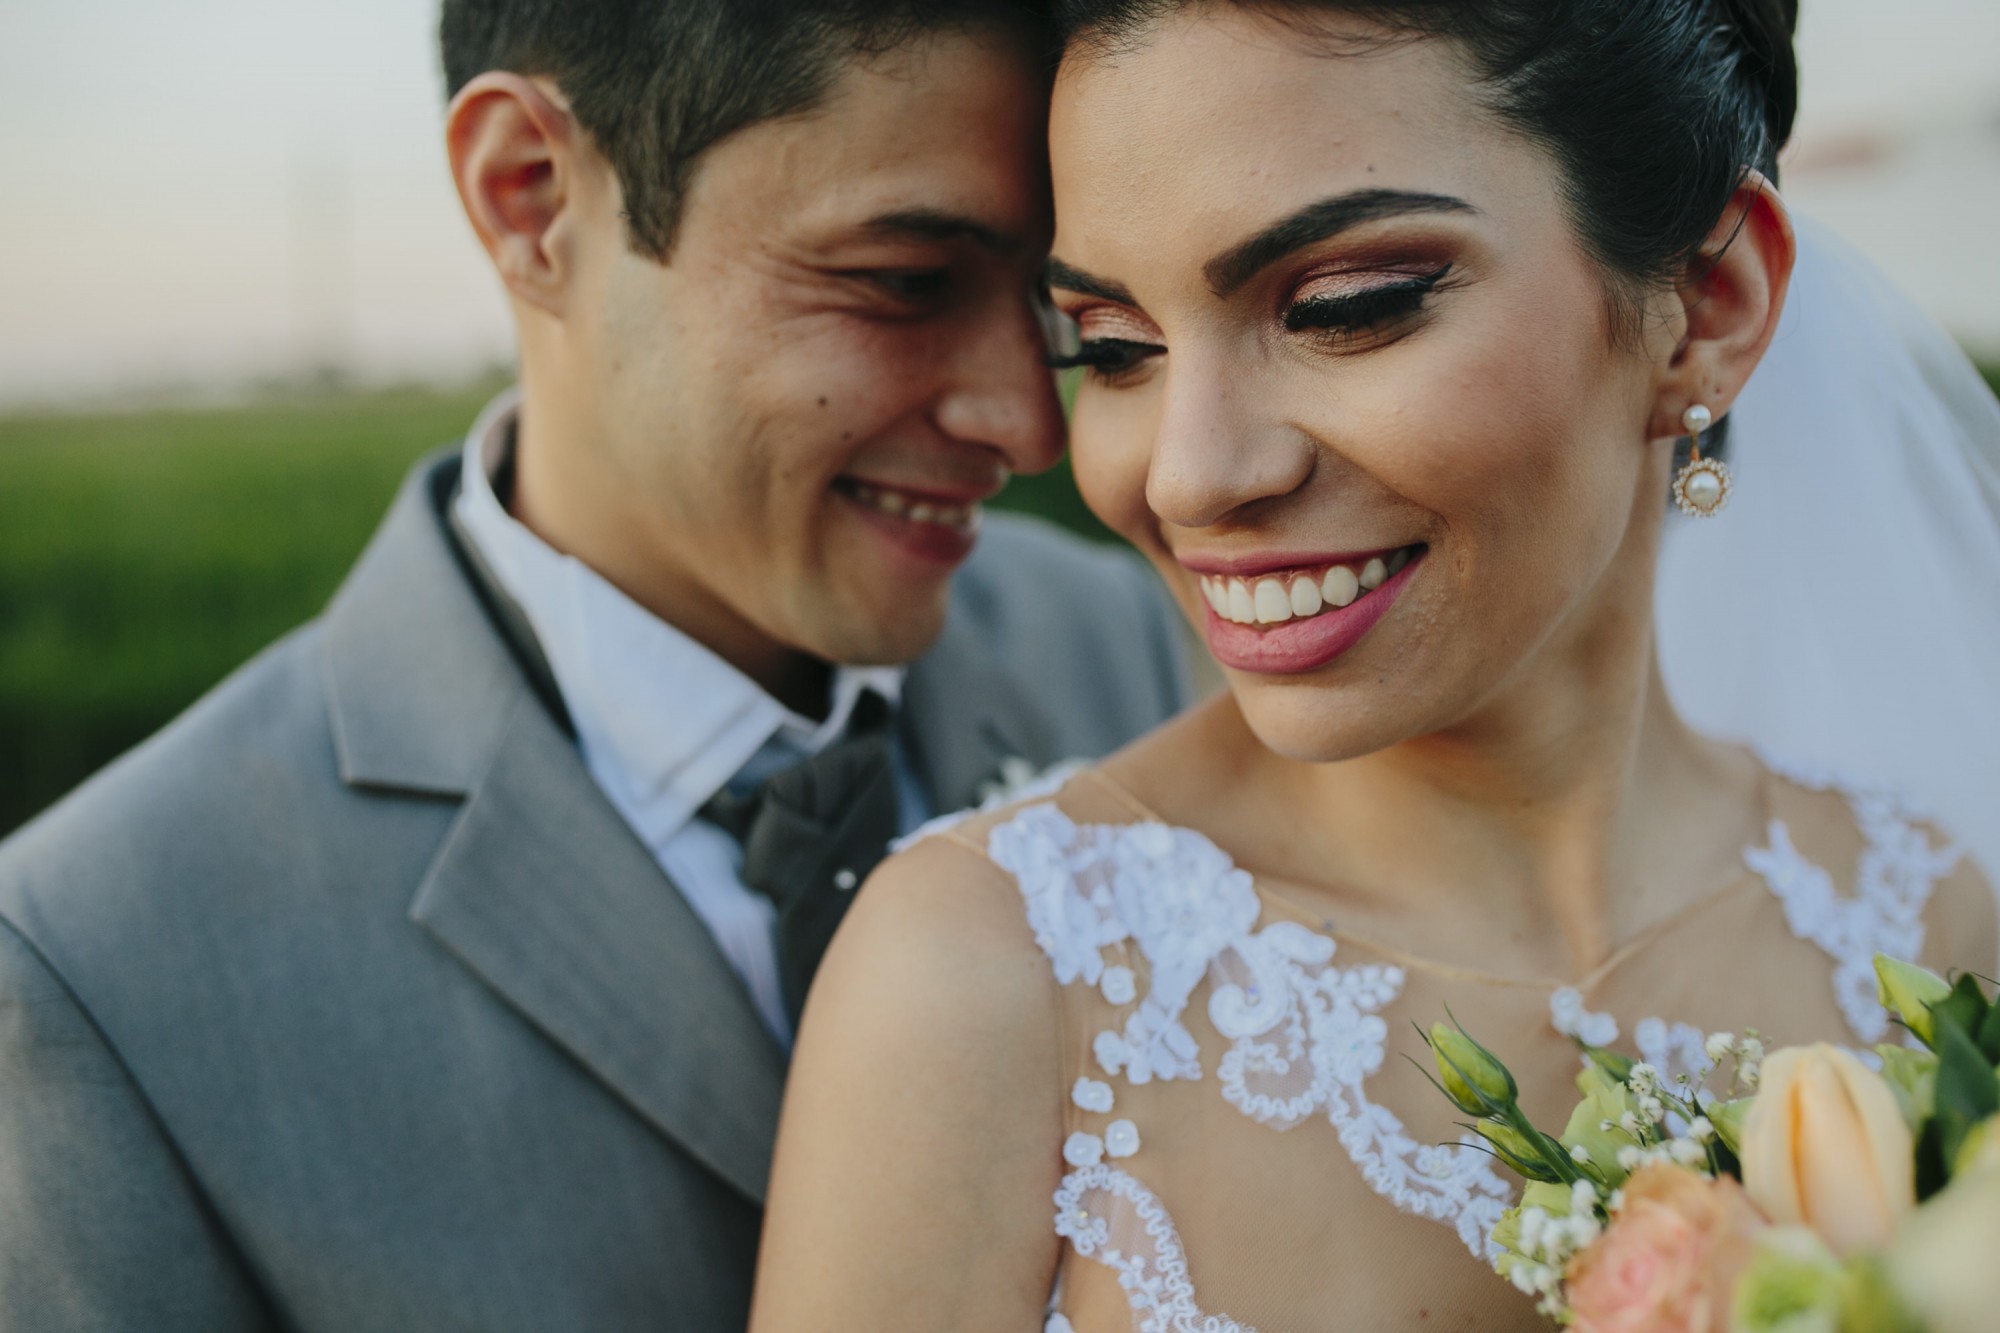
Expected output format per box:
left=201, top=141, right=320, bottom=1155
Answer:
left=1746, top=753, right=1960, bottom=1044
left=1542, top=757, right=1959, bottom=1097
left=1055, top=1165, right=1254, bottom=1333
left=988, top=803, right=1516, bottom=1333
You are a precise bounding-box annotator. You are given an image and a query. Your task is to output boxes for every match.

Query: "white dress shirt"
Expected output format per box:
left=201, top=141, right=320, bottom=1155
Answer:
left=453, top=390, right=916, bottom=1047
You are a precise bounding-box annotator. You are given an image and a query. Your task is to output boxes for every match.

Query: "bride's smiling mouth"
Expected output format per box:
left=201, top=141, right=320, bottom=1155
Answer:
left=1182, top=545, right=1428, bottom=674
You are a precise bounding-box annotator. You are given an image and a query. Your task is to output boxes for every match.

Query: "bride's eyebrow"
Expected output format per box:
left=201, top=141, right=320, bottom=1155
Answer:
left=1044, top=258, right=1135, bottom=305
left=1204, top=188, right=1476, bottom=297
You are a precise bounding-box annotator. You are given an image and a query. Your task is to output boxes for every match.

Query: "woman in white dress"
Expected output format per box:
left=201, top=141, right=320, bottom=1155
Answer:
left=748, top=2, right=1999, bottom=1329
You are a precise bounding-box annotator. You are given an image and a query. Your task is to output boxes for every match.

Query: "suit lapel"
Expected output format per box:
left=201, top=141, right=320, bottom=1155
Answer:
left=325, top=451, right=784, bottom=1206
left=410, top=697, right=785, bottom=1205
left=900, top=602, right=1063, bottom=814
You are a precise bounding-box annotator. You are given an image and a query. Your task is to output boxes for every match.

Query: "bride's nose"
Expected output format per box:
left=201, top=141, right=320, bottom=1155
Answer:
left=1144, top=365, right=1316, bottom=530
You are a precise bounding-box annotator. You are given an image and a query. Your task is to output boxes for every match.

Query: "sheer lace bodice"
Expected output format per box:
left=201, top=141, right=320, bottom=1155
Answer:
left=912, top=757, right=1993, bottom=1333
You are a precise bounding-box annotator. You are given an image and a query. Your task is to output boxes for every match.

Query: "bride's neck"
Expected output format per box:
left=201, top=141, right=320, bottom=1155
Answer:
left=1255, top=603, right=1760, bottom=980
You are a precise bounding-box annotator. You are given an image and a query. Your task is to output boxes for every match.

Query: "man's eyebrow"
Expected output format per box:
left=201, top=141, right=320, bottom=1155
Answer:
left=1204, top=189, right=1476, bottom=296
left=863, top=208, right=1018, bottom=255
left=1043, top=258, right=1136, bottom=306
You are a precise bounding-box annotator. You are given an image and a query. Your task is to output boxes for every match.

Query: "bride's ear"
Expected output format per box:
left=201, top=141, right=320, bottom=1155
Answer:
left=445, top=73, right=593, bottom=317
left=1648, top=172, right=1796, bottom=440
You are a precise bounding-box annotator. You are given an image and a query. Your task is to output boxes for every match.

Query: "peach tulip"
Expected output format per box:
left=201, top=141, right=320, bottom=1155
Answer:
left=1739, top=1044, right=1914, bottom=1255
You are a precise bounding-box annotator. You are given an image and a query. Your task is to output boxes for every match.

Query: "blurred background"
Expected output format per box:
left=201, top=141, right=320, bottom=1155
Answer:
left=2, top=0, right=1997, bottom=836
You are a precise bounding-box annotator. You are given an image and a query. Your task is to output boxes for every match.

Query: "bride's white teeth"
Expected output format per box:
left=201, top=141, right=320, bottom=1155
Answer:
left=878, top=490, right=907, bottom=515
left=1322, top=565, right=1360, bottom=608
left=1226, top=580, right=1256, bottom=624
left=1254, top=578, right=1292, bottom=624
left=1199, top=547, right=1420, bottom=628
left=907, top=502, right=936, bottom=523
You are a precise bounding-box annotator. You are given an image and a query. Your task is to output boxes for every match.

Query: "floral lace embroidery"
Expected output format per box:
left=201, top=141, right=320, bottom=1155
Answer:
left=1547, top=757, right=1958, bottom=1083
left=1054, top=1164, right=1253, bottom=1333
left=988, top=758, right=1957, bottom=1330
left=987, top=802, right=1515, bottom=1333
left=1742, top=754, right=1959, bottom=1045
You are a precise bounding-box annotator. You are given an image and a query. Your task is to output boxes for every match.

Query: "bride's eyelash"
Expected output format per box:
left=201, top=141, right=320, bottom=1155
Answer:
left=1046, top=337, right=1163, bottom=379
left=1284, top=263, right=1453, bottom=335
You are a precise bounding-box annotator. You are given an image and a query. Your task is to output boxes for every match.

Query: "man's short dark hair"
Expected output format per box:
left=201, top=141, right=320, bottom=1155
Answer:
left=441, top=0, right=1053, bottom=259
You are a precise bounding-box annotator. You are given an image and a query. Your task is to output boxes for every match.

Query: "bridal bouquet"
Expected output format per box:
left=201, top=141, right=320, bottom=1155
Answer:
left=1426, top=955, right=2000, bottom=1331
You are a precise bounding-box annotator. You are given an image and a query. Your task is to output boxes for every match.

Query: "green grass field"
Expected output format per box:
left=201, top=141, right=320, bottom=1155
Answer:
left=0, top=380, right=1110, bottom=836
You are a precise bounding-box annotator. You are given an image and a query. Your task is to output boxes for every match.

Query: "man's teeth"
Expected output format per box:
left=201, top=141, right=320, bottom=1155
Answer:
left=846, top=482, right=979, bottom=532
left=1199, top=548, right=1418, bottom=626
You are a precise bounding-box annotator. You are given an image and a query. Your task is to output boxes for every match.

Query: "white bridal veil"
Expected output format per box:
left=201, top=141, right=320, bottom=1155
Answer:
left=1657, top=216, right=2000, bottom=883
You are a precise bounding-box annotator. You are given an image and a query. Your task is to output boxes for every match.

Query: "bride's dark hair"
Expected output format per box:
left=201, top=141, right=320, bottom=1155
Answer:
left=1058, top=0, right=1798, bottom=300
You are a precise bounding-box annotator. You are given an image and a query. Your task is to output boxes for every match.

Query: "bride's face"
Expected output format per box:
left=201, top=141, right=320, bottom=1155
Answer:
left=1050, top=8, right=1676, bottom=762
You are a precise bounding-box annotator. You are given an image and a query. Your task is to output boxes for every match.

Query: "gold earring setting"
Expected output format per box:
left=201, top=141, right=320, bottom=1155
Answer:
left=1672, top=403, right=1731, bottom=517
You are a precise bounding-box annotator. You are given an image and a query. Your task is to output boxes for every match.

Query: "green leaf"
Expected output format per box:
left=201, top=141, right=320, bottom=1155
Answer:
left=1707, top=1098, right=1753, bottom=1157
left=1931, top=1017, right=2000, bottom=1186
left=1562, top=1074, right=1640, bottom=1186
left=1977, top=989, right=2000, bottom=1063
left=1931, top=974, right=1991, bottom=1048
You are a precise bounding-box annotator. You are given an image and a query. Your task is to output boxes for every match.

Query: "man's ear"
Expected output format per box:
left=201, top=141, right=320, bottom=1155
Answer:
left=446, top=73, right=583, bottom=316
left=1649, top=171, right=1796, bottom=441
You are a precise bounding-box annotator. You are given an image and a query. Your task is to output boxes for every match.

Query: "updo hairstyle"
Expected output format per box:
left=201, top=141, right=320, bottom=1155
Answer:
left=1057, top=0, right=1799, bottom=317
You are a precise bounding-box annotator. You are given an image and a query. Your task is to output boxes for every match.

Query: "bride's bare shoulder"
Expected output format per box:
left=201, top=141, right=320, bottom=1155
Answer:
left=756, top=795, right=1069, bottom=1330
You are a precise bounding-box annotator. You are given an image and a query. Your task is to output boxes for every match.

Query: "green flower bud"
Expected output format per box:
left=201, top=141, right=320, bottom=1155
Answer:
left=1429, top=1022, right=1518, bottom=1116
left=1474, top=1120, right=1564, bottom=1183
left=1875, top=956, right=1952, bottom=1047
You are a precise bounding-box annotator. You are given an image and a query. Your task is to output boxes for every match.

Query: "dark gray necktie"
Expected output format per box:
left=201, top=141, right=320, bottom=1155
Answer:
left=701, top=690, right=899, bottom=1028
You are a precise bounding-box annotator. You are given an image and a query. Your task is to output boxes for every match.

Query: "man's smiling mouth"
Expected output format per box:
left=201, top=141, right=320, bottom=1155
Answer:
left=834, top=478, right=983, bottom=533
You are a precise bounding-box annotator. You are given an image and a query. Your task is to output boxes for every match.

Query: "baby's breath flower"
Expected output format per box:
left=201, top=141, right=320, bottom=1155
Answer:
left=1617, top=1146, right=1644, bottom=1172
left=1570, top=1144, right=1591, bottom=1164
left=1688, top=1116, right=1716, bottom=1144
left=1669, top=1137, right=1707, bottom=1167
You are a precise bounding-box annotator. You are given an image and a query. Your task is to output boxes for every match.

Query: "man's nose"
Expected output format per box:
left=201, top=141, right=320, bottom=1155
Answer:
left=931, top=291, right=1066, bottom=476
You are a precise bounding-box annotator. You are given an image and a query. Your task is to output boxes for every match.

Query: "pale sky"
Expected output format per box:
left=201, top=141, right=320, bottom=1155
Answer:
left=1, top=0, right=1996, bottom=406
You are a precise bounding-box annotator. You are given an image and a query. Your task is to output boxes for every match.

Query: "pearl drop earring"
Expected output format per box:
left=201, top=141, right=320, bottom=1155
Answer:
left=1672, top=403, right=1732, bottom=517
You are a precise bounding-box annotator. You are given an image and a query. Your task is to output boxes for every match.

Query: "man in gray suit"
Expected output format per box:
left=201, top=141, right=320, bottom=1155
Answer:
left=0, top=2, right=1190, bottom=1328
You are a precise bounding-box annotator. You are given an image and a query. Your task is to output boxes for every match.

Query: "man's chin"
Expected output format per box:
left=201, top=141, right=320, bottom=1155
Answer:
left=805, top=589, right=953, bottom=669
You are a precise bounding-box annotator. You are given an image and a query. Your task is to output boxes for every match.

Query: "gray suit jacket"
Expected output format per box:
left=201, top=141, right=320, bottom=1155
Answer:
left=0, top=452, right=1190, bottom=1331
